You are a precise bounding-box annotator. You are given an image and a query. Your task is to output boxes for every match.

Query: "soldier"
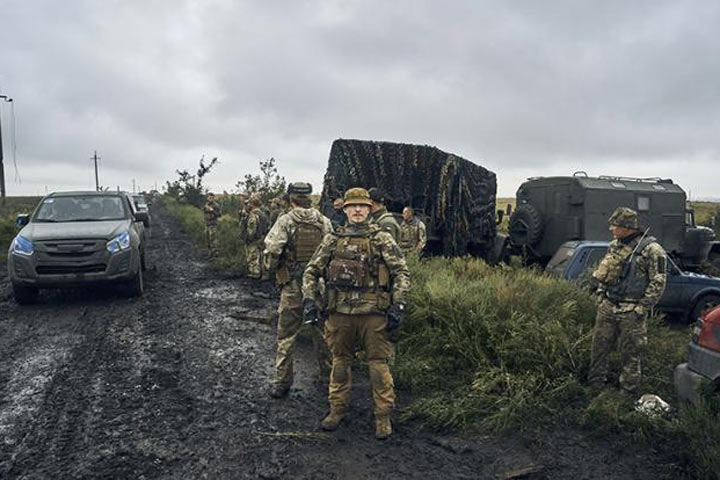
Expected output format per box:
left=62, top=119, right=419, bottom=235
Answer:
left=302, top=187, right=410, bottom=440
left=330, top=197, right=346, bottom=231
left=245, top=193, right=268, bottom=279
left=237, top=195, right=249, bottom=241
left=368, top=187, right=400, bottom=241
left=203, top=192, right=221, bottom=257
left=263, top=182, right=333, bottom=398
left=398, top=206, right=427, bottom=256
left=588, top=207, right=668, bottom=393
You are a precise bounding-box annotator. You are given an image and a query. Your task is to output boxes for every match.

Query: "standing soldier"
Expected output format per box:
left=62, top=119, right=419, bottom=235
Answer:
left=398, top=206, right=427, bottom=256
left=588, top=207, right=668, bottom=393
left=302, top=187, right=410, bottom=439
left=263, top=182, right=333, bottom=398
left=245, top=193, right=268, bottom=279
left=203, top=192, right=221, bottom=258
left=368, top=187, right=400, bottom=241
left=330, top=197, right=346, bottom=230
left=237, top=195, right=248, bottom=242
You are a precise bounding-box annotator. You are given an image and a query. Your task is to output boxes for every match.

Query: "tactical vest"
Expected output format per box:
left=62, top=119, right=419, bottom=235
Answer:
left=276, top=220, right=325, bottom=284
left=326, top=229, right=391, bottom=314
left=204, top=203, right=219, bottom=226
left=247, top=210, right=270, bottom=243
left=606, top=236, right=657, bottom=303
left=399, top=221, right=420, bottom=250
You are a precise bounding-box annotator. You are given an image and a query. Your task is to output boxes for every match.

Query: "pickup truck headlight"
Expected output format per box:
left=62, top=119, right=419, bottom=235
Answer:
left=106, top=231, right=131, bottom=253
left=11, top=235, right=35, bottom=256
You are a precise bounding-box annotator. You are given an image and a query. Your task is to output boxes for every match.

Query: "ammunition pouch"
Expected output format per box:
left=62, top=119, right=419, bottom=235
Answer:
left=275, top=264, right=291, bottom=286
left=328, top=258, right=368, bottom=288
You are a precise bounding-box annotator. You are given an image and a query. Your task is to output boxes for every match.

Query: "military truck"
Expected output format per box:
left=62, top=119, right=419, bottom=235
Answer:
left=319, top=138, right=504, bottom=260
left=507, top=172, right=720, bottom=271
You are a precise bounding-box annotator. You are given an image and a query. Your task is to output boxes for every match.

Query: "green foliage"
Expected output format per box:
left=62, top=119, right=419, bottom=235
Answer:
left=235, top=158, right=286, bottom=203
left=165, top=156, right=219, bottom=207
left=691, top=201, right=720, bottom=235
left=158, top=196, right=205, bottom=245
left=0, top=197, right=42, bottom=253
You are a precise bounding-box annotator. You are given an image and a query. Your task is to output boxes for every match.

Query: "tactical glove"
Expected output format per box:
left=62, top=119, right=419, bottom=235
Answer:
left=387, top=303, right=405, bottom=331
left=303, top=298, right=320, bottom=326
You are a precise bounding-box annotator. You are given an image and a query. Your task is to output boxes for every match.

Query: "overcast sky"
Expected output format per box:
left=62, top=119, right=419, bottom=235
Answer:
left=1, top=0, right=719, bottom=199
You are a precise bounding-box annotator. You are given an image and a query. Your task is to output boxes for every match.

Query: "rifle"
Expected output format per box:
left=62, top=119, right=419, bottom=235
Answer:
left=619, top=227, right=651, bottom=280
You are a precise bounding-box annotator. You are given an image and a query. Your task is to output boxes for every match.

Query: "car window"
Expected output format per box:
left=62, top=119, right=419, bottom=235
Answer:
left=585, top=247, right=607, bottom=271
left=34, top=196, right=128, bottom=222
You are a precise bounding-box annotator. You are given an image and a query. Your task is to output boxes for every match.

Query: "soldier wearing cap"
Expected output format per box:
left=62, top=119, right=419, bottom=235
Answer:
left=302, top=187, right=410, bottom=439
left=588, top=206, right=668, bottom=393
left=203, top=192, right=221, bottom=258
left=368, top=187, right=401, bottom=242
left=263, top=182, right=333, bottom=398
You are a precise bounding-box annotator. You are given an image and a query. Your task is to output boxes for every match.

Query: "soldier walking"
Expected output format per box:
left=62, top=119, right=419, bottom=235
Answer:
left=588, top=207, right=668, bottom=393
left=203, top=192, right=221, bottom=258
left=302, top=187, right=410, bottom=439
left=368, top=187, right=400, bottom=241
left=398, top=206, right=427, bottom=256
left=245, top=193, right=268, bottom=279
left=263, top=182, right=333, bottom=398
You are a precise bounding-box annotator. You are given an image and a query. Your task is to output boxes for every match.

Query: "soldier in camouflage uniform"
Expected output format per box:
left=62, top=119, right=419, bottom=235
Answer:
left=330, top=197, right=346, bottom=231
left=203, top=192, right=221, bottom=258
left=263, top=182, right=333, bottom=398
left=588, top=207, right=668, bottom=393
left=245, top=193, right=268, bottom=279
left=368, top=187, right=400, bottom=242
left=237, top=195, right=248, bottom=242
left=398, top=206, right=427, bottom=256
left=303, top=187, right=410, bottom=440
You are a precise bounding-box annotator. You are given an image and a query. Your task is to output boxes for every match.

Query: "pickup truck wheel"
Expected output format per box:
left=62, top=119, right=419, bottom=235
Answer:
left=126, top=266, right=145, bottom=297
left=690, top=294, right=720, bottom=323
left=12, top=284, right=39, bottom=305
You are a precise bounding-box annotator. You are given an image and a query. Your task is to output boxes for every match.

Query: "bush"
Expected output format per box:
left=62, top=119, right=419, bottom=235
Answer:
left=1, top=215, right=17, bottom=253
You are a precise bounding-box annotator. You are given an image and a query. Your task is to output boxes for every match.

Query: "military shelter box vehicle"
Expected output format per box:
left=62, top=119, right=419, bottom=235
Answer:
left=319, top=138, right=503, bottom=260
left=508, top=173, right=720, bottom=270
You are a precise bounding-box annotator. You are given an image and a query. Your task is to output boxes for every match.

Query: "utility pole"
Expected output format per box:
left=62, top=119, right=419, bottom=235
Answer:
left=92, top=151, right=100, bottom=191
left=132, top=178, right=136, bottom=193
left=0, top=93, right=13, bottom=205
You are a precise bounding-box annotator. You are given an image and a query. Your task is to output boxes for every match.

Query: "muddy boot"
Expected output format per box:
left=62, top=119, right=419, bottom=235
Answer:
left=268, top=384, right=290, bottom=399
left=321, top=411, right=345, bottom=431
left=375, top=416, right=392, bottom=440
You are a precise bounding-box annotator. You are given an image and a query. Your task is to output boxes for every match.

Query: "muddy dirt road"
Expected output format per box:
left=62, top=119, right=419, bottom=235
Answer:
left=0, top=204, right=678, bottom=479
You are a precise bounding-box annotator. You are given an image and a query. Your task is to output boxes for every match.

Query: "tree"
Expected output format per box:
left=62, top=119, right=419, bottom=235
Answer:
left=165, top=156, right=219, bottom=207
left=235, top=158, right=286, bottom=202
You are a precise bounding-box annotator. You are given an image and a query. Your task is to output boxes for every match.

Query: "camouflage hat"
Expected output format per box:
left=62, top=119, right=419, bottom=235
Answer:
left=343, top=187, right=373, bottom=207
left=287, top=182, right=312, bottom=195
left=609, top=207, right=639, bottom=229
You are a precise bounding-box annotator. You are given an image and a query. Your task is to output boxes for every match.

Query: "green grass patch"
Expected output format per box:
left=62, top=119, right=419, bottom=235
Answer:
left=1, top=197, right=42, bottom=253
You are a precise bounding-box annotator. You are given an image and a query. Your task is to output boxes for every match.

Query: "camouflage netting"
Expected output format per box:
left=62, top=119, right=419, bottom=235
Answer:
left=320, top=139, right=497, bottom=256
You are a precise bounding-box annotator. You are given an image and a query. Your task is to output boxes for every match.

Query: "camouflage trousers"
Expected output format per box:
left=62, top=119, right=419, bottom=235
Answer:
left=246, top=241, right=263, bottom=278
left=205, top=225, right=218, bottom=257
left=273, top=279, right=331, bottom=389
left=588, top=299, right=648, bottom=393
left=325, top=312, right=395, bottom=417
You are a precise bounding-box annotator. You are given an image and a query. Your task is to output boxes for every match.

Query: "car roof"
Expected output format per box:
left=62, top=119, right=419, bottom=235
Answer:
left=47, top=191, right=124, bottom=197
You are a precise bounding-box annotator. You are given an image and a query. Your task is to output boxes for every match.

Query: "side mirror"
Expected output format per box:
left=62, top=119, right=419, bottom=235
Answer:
left=134, top=211, right=149, bottom=224
left=15, top=214, right=30, bottom=227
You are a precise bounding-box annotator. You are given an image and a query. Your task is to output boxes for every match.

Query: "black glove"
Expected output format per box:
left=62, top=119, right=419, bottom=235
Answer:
left=303, top=299, right=320, bottom=325
left=386, top=303, right=405, bottom=332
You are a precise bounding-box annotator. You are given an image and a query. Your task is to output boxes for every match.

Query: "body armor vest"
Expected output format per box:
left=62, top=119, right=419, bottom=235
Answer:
left=399, top=221, right=420, bottom=249
left=276, top=217, right=325, bottom=284
left=606, top=236, right=656, bottom=303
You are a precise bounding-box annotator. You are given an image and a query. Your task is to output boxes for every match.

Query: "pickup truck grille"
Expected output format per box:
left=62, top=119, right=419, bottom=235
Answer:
left=34, top=239, right=108, bottom=275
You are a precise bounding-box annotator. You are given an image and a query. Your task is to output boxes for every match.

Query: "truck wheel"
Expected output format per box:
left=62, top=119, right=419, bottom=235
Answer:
left=13, top=284, right=39, bottom=305
left=126, top=267, right=145, bottom=297
left=690, top=294, right=720, bottom=323
left=509, top=204, right=543, bottom=246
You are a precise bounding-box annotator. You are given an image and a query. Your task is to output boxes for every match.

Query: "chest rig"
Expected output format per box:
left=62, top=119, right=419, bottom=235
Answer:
left=399, top=221, right=419, bottom=249
left=326, top=228, right=391, bottom=313
left=276, top=219, right=325, bottom=284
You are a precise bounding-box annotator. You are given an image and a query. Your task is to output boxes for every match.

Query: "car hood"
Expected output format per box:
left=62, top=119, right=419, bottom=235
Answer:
left=678, top=270, right=720, bottom=286
left=20, top=220, right=131, bottom=241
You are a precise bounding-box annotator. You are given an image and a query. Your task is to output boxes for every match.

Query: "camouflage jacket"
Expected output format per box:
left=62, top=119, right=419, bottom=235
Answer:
left=399, top=217, right=427, bottom=253
left=264, top=207, right=333, bottom=277
left=203, top=200, right=221, bottom=226
left=302, top=222, right=410, bottom=315
left=592, top=233, right=667, bottom=312
left=371, top=207, right=400, bottom=241
left=245, top=208, right=268, bottom=244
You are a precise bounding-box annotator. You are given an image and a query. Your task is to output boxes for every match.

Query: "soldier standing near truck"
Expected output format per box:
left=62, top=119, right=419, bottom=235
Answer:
left=302, top=187, right=410, bottom=439
left=263, top=182, right=332, bottom=398
left=368, top=187, right=400, bottom=242
left=203, top=192, right=221, bottom=258
left=588, top=207, right=668, bottom=393
left=399, top=207, right=427, bottom=256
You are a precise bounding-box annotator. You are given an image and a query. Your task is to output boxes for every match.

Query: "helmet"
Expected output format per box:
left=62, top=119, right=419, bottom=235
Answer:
left=343, top=187, right=373, bottom=207
left=287, top=182, right=312, bottom=195
left=368, top=187, right=385, bottom=203
left=609, top=207, right=639, bottom=229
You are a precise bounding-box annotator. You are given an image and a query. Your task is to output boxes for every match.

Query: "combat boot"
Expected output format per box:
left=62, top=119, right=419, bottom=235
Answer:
left=268, top=384, right=290, bottom=399
left=375, top=416, right=392, bottom=440
left=321, top=410, right=345, bottom=431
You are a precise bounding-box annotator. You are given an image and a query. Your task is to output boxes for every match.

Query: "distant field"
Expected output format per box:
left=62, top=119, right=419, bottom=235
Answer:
left=691, top=201, right=720, bottom=228
left=0, top=196, right=42, bottom=217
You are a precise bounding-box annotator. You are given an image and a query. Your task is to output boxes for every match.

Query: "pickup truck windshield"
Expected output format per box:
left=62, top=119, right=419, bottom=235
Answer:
left=34, top=196, right=128, bottom=223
